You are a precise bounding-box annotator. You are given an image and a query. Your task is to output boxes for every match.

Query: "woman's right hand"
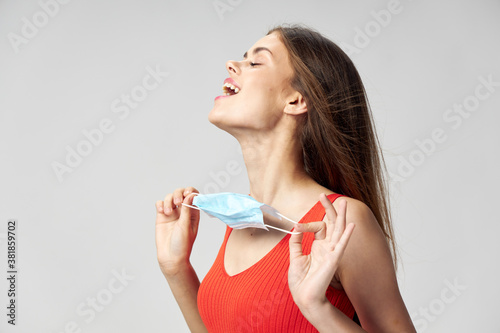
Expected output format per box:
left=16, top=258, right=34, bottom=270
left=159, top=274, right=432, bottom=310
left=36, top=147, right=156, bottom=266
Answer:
left=155, top=187, right=201, bottom=276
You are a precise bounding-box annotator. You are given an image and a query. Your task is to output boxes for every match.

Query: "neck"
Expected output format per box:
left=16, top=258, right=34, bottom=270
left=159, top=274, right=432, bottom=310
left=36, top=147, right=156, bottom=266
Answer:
left=236, top=129, right=315, bottom=208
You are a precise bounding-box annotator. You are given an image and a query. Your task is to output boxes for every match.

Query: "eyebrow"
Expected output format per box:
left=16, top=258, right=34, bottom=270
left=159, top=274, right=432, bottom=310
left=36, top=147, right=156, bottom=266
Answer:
left=243, top=47, right=273, bottom=59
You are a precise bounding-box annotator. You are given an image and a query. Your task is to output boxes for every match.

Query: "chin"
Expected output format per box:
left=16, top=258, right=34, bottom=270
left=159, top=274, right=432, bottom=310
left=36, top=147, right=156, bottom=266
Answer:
left=209, top=110, right=249, bottom=140
left=208, top=107, right=231, bottom=131
left=208, top=107, right=222, bottom=126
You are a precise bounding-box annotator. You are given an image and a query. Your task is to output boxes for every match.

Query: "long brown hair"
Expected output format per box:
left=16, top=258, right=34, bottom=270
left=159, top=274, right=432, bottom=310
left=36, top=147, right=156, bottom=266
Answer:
left=268, top=24, right=397, bottom=266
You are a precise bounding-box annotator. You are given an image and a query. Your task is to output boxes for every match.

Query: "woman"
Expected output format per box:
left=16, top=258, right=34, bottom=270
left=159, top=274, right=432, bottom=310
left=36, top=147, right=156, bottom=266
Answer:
left=155, top=24, right=416, bottom=332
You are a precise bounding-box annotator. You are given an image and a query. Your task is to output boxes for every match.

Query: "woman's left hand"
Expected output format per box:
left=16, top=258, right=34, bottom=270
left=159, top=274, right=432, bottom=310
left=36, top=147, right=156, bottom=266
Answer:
left=288, top=193, right=355, bottom=313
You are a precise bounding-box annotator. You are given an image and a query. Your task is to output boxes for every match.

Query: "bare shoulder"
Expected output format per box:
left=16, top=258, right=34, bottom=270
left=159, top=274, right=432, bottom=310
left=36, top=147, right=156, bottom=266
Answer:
left=323, top=194, right=392, bottom=274
left=319, top=192, right=415, bottom=331
left=324, top=194, right=381, bottom=232
left=314, top=185, right=382, bottom=234
left=343, top=197, right=378, bottom=225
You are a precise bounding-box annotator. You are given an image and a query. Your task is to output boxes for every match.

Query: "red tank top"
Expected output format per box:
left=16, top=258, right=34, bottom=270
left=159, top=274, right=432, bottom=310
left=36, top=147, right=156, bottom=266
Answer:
left=197, top=193, right=355, bottom=332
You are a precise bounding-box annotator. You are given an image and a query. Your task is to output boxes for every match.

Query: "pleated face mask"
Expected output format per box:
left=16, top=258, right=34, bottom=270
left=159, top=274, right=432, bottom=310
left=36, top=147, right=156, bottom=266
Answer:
left=182, top=192, right=300, bottom=234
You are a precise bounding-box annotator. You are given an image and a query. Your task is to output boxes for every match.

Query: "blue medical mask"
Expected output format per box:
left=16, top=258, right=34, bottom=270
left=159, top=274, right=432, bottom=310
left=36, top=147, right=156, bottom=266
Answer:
left=182, top=192, right=299, bottom=234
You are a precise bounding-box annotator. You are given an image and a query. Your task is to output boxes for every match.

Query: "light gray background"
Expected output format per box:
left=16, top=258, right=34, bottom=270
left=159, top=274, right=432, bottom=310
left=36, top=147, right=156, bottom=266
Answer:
left=1, top=0, right=499, bottom=332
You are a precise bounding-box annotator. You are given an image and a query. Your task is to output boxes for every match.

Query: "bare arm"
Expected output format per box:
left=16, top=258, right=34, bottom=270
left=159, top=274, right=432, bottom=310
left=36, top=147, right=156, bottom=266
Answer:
left=155, top=187, right=207, bottom=333
left=163, top=263, right=207, bottom=333
left=289, top=194, right=416, bottom=332
left=333, top=197, right=416, bottom=332
left=300, top=299, right=366, bottom=333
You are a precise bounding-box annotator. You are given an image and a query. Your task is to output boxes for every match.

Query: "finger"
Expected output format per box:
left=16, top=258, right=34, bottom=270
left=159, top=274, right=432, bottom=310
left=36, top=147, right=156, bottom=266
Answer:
left=315, top=224, right=356, bottom=285
left=181, top=192, right=199, bottom=213
left=320, top=193, right=337, bottom=226
left=163, top=193, right=175, bottom=215
left=180, top=192, right=200, bottom=231
left=183, top=187, right=199, bottom=196
left=328, top=223, right=355, bottom=264
left=294, top=221, right=326, bottom=240
left=320, top=194, right=337, bottom=240
left=331, top=199, right=347, bottom=244
left=155, top=200, right=164, bottom=213
left=172, top=187, right=186, bottom=207
left=289, top=230, right=304, bottom=261
left=156, top=200, right=172, bottom=224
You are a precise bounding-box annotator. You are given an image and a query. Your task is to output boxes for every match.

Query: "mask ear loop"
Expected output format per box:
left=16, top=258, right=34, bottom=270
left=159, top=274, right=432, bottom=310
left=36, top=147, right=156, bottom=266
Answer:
left=181, top=203, right=199, bottom=210
left=180, top=193, right=200, bottom=210
left=181, top=198, right=302, bottom=235
left=264, top=224, right=301, bottom=235
left=264, top=212, right=301, bottom=234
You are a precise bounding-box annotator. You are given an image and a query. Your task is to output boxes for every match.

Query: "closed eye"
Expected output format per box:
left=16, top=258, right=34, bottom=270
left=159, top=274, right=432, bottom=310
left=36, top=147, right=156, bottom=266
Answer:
left=250, top=62, right=261, bottom=67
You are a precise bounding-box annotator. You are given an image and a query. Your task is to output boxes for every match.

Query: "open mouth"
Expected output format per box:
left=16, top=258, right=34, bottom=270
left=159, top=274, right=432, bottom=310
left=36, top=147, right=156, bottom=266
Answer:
left=222, top=82, right=240, bottom=96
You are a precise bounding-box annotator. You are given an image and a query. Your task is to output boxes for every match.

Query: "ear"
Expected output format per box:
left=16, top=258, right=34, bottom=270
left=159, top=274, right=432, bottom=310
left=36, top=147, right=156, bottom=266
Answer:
left=284, top=92, right=308, bottom=115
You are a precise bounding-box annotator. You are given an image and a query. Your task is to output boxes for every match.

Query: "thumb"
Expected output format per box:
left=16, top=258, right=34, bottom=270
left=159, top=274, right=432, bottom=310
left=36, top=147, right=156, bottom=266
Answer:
left=289, top=230, right=304, bottom=261
left=179, top=192, right=200, bottom=225
left=294, top=221, right=327, bottom=240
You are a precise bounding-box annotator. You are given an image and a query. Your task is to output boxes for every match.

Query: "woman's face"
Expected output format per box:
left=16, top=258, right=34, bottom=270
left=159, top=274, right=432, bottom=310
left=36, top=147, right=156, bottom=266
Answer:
left=208, top=32, right=298, bottom=134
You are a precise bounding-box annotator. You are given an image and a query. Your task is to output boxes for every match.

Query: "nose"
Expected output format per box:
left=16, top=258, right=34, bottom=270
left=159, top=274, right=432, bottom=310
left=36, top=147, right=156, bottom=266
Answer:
left=226, top=60, right=240, bottom=74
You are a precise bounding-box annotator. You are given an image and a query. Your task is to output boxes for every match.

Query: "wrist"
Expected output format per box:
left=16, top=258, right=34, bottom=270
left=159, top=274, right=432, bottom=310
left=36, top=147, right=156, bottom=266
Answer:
left=297, top=297, right=330, bottom=321
left=297, top=297, right=365, bottom=333
left=160, top=259, right=193, bottom=278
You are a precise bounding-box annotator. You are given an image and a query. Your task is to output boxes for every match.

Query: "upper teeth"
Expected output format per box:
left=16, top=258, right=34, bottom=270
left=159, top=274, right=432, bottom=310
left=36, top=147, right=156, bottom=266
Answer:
left=223, top=82, right=240, bottom=95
